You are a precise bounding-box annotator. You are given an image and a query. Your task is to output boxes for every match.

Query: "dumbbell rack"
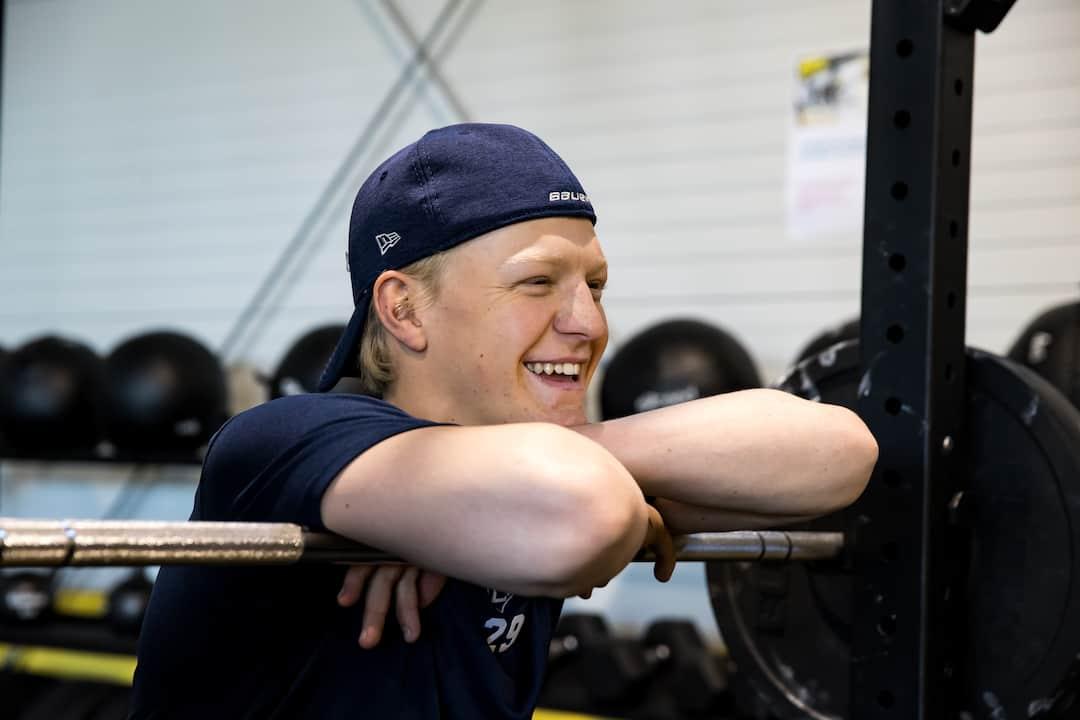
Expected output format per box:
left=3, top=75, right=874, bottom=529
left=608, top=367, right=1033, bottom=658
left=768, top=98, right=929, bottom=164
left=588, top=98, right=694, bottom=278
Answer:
left=0, top=460, right=200, bottom=699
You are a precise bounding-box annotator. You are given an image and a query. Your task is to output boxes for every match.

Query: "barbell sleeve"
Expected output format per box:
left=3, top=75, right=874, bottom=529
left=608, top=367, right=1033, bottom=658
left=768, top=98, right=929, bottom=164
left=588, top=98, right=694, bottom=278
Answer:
left=0, top=518, right=845, bottom=567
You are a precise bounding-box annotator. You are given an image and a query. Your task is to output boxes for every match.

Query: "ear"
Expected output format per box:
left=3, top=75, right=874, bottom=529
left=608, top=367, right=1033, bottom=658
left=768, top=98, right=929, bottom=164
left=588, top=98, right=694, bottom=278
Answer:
left=371, top=271, right=428, bottom=353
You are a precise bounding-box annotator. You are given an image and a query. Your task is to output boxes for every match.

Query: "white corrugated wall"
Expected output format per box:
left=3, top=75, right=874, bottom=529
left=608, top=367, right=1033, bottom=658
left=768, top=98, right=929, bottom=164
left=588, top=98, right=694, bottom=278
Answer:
left=1, top=0, right=1078, bottom=637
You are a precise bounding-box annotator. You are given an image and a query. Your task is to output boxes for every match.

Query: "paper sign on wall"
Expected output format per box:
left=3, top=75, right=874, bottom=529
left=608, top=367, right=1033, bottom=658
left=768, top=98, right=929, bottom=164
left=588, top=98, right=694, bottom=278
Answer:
left=786, top=51, right=869, bottom=241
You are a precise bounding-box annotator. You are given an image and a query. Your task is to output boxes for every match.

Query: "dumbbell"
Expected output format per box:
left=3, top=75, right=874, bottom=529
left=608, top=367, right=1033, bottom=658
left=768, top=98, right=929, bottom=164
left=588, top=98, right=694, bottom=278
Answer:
left=106, top=569, right=154, bottom=635
left=0, top=571, right=54, bottom=624
left=539, top=613, right=612, bottom=713
left=579, top=630, right=656, bottom=708
left=634, top=620, right=732, bottom=719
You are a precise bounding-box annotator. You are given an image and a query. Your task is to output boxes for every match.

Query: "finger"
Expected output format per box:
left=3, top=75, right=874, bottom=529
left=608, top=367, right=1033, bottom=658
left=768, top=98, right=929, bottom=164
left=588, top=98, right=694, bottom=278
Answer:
left=653, top=531, right=677, bottom=583
left=337, top=565, right=374, bottom=607
left=359, top=565, right=405, bottom=649
left=418, top=571, right=448, bottom=609
left=395, top=567, right=421, bottom=643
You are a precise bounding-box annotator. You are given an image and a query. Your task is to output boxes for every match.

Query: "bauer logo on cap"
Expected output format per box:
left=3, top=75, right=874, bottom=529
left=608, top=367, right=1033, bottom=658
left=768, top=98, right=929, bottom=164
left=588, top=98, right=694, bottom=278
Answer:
left=549, top=191, right=590, bottom=202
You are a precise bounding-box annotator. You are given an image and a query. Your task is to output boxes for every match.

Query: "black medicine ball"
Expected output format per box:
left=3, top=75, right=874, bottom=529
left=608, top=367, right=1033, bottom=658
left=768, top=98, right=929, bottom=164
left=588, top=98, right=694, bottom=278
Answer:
left=104, top=330, right=227, bottom=456
left=1007, top=301, right=1080, bottom=410
left=599, top=319, right=762, bottom=420
left=0, top=336, right=106, bottom=457
left=272, top=324, right=365, bottom=398
left=793, top=317, right=860, bottom=367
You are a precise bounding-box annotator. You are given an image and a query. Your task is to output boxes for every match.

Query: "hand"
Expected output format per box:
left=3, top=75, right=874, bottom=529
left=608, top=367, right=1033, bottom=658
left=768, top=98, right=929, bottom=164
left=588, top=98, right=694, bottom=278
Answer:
left=644, top=503, right=676, bottom=583
left=337, top=565, right=447, bottom=649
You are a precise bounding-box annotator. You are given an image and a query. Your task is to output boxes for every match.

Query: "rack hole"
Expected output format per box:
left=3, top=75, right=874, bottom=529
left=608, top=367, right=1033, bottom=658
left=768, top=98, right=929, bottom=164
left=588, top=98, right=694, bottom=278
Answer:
left=949, top=220, right=959, bottom=238
left=878, top=690, right=896, bottom=709
left=880, top=542, right=899, bottom=565
left=896, top=39, right=913, bottom=57
left=885, top=397, right=902, bottom=415
left=954, top=78, right=964, bottom=96
left=893, top=110, right=911, bottom=129
left=886, top=325, right=904, bottom=344
left=883, top=469, right=902, bottom=488
left=944, top=363, right=954, bottom=382
left=952, top=149, right=961, bottom=167
left=947, top=291, right=958, bottom=309
left=888, top=253, right=906, bottom=272
left=891, top=182, right=908, bottom=200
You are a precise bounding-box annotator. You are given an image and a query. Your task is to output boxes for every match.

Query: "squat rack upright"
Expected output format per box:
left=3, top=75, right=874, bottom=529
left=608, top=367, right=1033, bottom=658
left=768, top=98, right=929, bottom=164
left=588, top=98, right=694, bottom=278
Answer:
left=855, top=1, right=1015, bottom=717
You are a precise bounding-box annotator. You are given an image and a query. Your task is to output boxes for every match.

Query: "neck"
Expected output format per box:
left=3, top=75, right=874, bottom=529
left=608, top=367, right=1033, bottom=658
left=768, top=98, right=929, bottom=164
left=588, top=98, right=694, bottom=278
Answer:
left=383, top=375, right=462, bottom=425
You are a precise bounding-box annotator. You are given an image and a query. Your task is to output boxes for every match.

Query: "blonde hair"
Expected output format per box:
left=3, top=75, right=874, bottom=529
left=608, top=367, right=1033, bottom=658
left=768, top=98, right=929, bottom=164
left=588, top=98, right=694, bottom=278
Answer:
left=357, top=253, right=448, bottom=396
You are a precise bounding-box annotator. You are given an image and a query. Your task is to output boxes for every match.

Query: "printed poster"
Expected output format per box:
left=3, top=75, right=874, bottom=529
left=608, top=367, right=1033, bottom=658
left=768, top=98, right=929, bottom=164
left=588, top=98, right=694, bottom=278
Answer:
left=786, top=50, right=869, bottom=241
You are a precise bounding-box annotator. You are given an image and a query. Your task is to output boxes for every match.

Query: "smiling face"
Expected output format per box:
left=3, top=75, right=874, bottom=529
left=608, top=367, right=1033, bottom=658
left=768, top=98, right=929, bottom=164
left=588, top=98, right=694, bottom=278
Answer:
left=386, top=217, right=608, bottom=427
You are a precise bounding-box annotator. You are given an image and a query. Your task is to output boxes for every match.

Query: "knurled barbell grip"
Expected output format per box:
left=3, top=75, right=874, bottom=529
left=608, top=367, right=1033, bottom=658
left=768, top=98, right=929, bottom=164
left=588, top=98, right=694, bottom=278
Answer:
left=0, top=518, right=845, bottom=567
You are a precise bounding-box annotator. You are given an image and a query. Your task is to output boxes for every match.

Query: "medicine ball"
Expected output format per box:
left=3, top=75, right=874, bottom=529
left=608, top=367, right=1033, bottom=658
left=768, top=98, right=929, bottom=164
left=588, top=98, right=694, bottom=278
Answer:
left=0, top=336, right=106, bottom=457
left=104, top=330, right=227, bottom=457
left=793, top=317, right=860, bottom=366
left=1007, top=300, right=1080, bottom=410
left=599, top=319, right=762, bottom=420
left=271, top=324, right=365, bottom=397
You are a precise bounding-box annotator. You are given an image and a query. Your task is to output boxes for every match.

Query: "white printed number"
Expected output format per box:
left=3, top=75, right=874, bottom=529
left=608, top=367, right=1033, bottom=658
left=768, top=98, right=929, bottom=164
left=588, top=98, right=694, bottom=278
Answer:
left=485, top=614, right=526, bottom=653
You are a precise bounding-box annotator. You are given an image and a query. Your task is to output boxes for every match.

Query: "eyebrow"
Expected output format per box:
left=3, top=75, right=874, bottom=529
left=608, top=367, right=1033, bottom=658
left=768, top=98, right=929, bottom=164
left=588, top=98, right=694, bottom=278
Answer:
left=501, top=251, right=608, bottom=275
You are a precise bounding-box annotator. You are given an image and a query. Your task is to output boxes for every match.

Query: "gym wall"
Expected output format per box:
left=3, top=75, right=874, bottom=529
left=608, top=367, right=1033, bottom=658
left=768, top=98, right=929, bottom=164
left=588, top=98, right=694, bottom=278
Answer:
left=2, top=0, right=1077, bottom=381
left=1, top=0, right=1078, bottom=637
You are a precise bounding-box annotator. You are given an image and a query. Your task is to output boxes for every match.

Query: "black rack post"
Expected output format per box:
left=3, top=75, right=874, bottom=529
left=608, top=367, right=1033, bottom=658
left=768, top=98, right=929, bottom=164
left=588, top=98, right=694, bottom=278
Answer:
left=855, top=1, right=975, bottom=717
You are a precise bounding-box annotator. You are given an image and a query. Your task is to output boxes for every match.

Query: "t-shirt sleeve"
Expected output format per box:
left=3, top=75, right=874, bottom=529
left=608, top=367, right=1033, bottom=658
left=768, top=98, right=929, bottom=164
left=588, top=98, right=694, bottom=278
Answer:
left=192, top=394, right=442, bottom=531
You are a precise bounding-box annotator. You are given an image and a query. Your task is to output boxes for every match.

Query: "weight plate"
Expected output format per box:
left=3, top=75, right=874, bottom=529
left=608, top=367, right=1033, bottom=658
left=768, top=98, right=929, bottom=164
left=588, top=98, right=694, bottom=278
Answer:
left=708, top=341, right=1080, bottom=719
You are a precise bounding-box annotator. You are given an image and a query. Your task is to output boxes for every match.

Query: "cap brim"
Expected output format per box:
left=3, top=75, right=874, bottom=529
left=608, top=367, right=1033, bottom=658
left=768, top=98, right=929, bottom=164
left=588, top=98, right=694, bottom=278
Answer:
left=317, top=296, right=368, bottom=392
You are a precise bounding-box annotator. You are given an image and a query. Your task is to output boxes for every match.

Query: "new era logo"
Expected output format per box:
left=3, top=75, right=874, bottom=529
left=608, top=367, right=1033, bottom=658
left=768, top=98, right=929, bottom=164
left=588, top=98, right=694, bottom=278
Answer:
left=376, top=232, right=401, bottom=255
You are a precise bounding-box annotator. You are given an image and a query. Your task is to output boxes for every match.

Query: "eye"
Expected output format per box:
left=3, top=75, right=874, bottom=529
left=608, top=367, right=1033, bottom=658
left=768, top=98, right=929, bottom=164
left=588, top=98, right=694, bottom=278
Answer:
left=523, top=276, right=552, bottom=286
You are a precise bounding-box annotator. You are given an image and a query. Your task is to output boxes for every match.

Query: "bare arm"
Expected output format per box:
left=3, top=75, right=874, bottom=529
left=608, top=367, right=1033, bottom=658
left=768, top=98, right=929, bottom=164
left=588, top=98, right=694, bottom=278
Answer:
left=649, top=497, right=817, bottom=535
left=320, top=422, right=649, bottom=598
left=575, top=389, right=877, bottom=523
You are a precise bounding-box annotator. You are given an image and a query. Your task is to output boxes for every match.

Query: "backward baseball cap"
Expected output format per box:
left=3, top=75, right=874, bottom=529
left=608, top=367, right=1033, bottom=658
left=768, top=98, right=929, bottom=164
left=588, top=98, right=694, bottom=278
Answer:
left=317, top=123, right=597, bottom=392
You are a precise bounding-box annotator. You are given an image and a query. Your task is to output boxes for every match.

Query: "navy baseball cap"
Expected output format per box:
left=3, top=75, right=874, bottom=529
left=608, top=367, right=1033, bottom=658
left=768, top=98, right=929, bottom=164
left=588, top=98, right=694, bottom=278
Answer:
left=317, top=123, right=597, bottom=392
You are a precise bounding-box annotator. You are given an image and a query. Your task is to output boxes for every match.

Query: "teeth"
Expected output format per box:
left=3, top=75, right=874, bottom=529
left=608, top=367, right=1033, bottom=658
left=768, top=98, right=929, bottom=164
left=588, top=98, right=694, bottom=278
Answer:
left=525, top=362, right=582, bottom=376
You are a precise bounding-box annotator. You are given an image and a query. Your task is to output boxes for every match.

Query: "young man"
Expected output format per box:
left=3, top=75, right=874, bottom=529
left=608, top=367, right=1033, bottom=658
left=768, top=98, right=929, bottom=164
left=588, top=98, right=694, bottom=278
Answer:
left=131, top=123, right=877, bottom=718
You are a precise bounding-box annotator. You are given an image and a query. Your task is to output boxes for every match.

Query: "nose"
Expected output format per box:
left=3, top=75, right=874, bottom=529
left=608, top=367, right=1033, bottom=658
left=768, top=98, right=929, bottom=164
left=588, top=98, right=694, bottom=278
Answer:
left=554, top=280, right=607, bottom=340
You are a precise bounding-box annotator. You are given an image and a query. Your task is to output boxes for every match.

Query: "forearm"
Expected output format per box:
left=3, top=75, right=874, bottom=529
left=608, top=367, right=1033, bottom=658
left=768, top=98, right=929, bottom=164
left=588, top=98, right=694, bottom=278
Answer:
left=652, top=496, right=816, bottom=535
left=574, top=389, right=877, bottom=518
left=321, top=423, right=648, bottom=598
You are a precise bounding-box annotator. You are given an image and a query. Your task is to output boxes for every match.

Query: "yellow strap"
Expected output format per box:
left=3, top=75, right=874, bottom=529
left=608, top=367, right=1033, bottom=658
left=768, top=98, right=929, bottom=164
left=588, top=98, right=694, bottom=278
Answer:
left=53, top=588, right=109, bottom=619
left=0, top=643, right=135, bottom=686
left=0, top=643, right=608, bottom=717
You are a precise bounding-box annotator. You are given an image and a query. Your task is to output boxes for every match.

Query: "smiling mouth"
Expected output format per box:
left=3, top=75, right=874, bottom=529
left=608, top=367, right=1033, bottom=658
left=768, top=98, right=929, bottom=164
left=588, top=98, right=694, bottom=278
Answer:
left=523, top=362, right=582, bottom=384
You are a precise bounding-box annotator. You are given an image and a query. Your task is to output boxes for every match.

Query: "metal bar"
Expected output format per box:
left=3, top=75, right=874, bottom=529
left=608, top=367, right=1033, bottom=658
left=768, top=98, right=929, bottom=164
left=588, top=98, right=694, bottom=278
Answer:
left=379, top=0, right=473, bottom=121
left=0, top=518, right=844, bottom=567
left=218, top=0, right=464, bottom=360
left=856, top=1, right=975, bottom=717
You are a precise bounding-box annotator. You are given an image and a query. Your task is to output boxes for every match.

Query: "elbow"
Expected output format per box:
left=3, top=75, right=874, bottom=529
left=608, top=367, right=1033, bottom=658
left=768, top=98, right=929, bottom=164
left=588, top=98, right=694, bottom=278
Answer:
left=524, top=429, right=647, bottom=595
left=820, top=405, right=878, bottom=513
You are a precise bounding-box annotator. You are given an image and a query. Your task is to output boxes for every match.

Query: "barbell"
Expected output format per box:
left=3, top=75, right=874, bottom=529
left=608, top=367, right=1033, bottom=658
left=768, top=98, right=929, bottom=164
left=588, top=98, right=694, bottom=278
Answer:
left=0, top=518, right=844, bottom=567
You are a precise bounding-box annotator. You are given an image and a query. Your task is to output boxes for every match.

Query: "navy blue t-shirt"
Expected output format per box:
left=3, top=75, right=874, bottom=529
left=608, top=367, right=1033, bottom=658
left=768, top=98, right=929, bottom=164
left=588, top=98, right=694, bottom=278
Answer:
left=131, top=394, right=562, bottom=719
